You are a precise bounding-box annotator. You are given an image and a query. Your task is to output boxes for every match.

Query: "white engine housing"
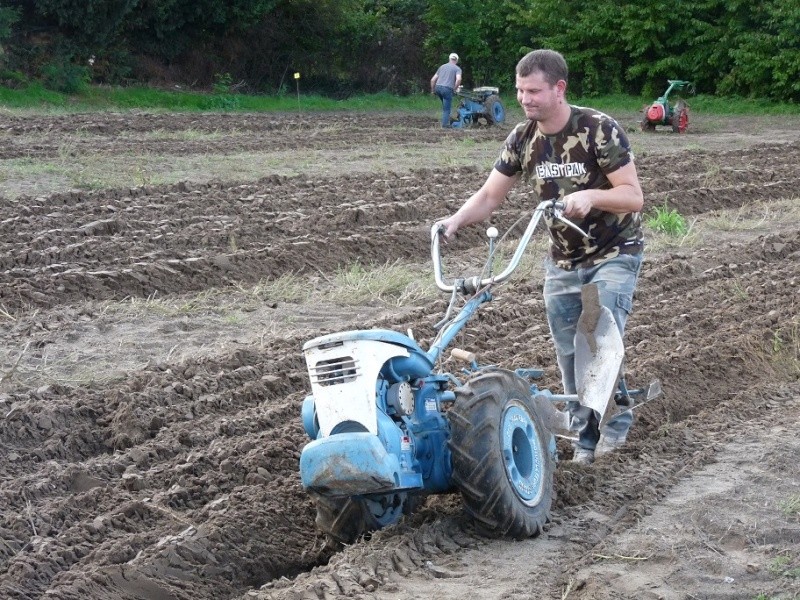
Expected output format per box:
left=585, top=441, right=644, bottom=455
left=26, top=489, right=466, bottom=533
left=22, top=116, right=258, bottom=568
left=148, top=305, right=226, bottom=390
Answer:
left=304, top=337, right=409, bottom=436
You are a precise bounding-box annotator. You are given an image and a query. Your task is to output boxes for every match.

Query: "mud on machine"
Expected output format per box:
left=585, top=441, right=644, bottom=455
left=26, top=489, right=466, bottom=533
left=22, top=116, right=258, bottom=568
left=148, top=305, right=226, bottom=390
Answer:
left=298, top=201, right=661, bottom=543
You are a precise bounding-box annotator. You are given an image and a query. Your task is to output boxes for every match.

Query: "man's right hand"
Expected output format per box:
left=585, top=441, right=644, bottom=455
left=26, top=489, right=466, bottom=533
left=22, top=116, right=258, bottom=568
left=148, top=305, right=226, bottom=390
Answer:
left=433, top=216, right=460, bottom=242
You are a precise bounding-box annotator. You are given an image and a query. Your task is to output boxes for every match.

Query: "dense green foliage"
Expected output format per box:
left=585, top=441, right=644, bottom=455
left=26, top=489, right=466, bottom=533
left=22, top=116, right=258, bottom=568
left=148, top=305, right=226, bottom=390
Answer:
left=0, top=4, right=20, bottom=68
left=1, top=0, right=798, bottom=101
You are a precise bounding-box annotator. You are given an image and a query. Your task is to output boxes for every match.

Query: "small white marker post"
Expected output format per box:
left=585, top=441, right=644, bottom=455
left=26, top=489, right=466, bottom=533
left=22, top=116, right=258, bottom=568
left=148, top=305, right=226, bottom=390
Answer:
left=294, top=72, right=301, bottom=115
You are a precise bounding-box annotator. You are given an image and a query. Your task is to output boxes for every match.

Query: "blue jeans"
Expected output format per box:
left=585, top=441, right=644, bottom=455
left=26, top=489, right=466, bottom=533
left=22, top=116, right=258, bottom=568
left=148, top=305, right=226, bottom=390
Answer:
left=434, top=85, right=453, bottom=127
left=543, top=253, right=643, bottom=450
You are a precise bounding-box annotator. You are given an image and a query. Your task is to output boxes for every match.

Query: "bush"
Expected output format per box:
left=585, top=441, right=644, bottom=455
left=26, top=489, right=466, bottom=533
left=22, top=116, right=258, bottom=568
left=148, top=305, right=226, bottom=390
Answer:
left=41, top=60, right=90, bottom=94
left=0, top=68, right=27, bottom=87
left=646, top=204, right=689, bottom=236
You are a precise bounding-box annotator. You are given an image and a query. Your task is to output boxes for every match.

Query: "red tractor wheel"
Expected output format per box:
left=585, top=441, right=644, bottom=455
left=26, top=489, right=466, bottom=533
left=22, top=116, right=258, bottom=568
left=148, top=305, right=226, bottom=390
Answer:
left=671, top=100, right=689, bottom=133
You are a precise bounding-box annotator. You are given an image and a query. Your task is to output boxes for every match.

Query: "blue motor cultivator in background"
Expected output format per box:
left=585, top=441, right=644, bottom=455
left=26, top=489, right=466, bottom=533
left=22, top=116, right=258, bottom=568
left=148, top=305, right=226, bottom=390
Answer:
left=450, top=86, right=506, bottom=128
left=299, top=201, right=661, bottom=544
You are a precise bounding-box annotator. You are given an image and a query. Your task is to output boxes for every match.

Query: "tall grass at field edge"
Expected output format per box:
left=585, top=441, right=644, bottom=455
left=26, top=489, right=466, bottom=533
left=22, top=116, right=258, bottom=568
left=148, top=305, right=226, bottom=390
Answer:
left=0, top=85, right=436, bottom=113
left=1, top=83, right=798, bottom=115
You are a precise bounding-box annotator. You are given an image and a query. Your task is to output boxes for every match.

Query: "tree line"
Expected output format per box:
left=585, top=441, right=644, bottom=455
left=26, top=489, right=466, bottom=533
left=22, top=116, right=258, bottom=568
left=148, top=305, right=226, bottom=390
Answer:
left=1, top=0, right=797, bottom=101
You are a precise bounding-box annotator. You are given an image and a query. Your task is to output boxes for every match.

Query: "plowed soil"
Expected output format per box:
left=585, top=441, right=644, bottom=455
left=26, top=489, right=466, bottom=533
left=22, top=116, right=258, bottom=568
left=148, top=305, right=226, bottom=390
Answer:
left=1, top=108, right=799, bottom=600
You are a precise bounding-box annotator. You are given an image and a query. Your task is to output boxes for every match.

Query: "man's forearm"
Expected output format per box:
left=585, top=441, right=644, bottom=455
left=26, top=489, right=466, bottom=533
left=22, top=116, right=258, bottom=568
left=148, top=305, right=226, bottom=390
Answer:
left=584, top=185, right=644, bottom=214
left=451, top=192, right=502, bottom=228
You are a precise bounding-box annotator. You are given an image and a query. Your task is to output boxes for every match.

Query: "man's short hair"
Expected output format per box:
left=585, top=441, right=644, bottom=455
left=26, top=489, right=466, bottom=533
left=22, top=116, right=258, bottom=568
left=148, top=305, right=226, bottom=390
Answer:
left=516, top=49, right=568, bottom=86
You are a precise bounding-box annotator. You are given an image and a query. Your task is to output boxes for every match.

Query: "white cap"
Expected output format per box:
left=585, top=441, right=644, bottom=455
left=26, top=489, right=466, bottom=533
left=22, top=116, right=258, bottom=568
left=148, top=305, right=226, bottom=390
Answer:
left=449, top=53, right=459, bottom=62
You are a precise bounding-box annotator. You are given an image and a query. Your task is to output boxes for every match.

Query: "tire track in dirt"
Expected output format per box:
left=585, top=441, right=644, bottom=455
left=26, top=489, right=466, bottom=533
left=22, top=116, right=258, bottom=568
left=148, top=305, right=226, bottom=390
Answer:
left=246, top=387, right=800, bottom=600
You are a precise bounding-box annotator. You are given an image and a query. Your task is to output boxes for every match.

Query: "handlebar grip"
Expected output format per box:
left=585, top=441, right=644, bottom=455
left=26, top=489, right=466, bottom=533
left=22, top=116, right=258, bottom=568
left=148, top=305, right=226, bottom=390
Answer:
left=431, top=223, right=451, bottom=291
left=451, top=348, right=477, bottom=363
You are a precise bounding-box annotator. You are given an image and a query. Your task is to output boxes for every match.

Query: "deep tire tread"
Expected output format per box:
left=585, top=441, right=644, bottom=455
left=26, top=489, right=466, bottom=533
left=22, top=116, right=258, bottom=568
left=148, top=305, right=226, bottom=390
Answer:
left=448, top=369, right=555, bottom=538
left=312, top=494, right=376, bottom=545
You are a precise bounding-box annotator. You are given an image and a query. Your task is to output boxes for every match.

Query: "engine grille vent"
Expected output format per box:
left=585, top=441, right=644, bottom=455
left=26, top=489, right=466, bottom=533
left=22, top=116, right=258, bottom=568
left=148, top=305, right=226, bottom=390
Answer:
left=310, top=356, right=358, bottom=386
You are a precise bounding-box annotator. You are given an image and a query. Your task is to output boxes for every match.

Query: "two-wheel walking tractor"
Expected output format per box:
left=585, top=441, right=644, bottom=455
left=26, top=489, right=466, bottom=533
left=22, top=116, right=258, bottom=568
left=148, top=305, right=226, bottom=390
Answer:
left=641, top=79, right=695, bottom=133
left=298, top=201, right=661, bottom=543
left=450, top=86, right=506, bottom=128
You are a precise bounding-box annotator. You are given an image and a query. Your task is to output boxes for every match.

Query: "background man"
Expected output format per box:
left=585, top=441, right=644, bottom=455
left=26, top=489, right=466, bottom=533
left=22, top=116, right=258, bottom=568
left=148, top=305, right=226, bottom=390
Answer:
left=430, top=53, right=462, bottom=128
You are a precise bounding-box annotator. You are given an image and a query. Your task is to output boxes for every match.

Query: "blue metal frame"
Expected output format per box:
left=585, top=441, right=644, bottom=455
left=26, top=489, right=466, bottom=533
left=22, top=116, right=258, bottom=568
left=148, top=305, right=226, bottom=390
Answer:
left=451, top=92, right=505, bottom=129
left=426, top=289, right=492, bottom=364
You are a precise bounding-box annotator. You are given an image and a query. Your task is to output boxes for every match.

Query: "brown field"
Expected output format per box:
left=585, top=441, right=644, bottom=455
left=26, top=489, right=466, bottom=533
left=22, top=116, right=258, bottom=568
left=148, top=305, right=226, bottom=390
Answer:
left=1, top=107, right=799, bottom=600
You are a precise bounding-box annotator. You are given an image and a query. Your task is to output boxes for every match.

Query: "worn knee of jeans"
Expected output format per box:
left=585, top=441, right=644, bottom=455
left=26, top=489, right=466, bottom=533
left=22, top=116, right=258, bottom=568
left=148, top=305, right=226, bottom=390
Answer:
left=545, top=295, right=581, bottom=395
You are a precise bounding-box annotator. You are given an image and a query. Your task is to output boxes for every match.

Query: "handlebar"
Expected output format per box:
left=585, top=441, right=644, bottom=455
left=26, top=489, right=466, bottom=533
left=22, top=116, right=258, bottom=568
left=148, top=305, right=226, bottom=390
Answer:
left=431, top=199, right=585, bottom=293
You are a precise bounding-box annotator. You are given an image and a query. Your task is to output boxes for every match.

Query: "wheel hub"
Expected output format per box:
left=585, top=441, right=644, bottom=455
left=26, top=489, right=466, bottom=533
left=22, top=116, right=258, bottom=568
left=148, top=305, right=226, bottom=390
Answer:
left=501, top=404, right=545, bottom=506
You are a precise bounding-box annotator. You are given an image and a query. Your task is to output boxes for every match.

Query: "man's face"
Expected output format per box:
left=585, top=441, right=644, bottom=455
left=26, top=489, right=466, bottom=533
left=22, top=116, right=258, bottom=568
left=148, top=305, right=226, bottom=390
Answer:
left=515, top=71, right=564, bottom=122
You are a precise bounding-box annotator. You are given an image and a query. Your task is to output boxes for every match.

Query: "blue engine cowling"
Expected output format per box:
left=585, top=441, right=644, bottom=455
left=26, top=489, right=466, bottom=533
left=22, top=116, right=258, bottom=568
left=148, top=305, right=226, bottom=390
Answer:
left=300, top=329, right=454, bottom=498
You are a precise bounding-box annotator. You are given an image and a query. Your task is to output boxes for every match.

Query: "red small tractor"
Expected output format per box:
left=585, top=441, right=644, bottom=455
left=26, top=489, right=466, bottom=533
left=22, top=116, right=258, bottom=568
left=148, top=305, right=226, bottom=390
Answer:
left=641, top=80, right=695, bottom=133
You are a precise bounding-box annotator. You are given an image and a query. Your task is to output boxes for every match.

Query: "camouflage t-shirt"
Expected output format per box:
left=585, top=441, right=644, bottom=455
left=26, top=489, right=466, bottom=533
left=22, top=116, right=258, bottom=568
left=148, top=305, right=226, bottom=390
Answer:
left=493, top=105, right=643, bottom=270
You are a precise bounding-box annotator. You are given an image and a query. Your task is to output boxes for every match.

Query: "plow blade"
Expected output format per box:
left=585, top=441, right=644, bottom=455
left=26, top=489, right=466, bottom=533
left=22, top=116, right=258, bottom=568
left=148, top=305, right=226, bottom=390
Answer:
left=575, top=284, right=624, bottom=430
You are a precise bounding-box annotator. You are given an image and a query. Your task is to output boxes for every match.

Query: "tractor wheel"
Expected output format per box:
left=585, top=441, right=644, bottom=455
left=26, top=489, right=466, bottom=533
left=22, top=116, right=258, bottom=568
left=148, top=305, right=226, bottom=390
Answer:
left=448, top=369, right=555, bottom=538
left=483, top=96, right=506, bottom=125
left=671, top=100, right=689, bottom=133
left=312, top=494, right=378, bottom=545
left=312, top=491, right=411, bottom=545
